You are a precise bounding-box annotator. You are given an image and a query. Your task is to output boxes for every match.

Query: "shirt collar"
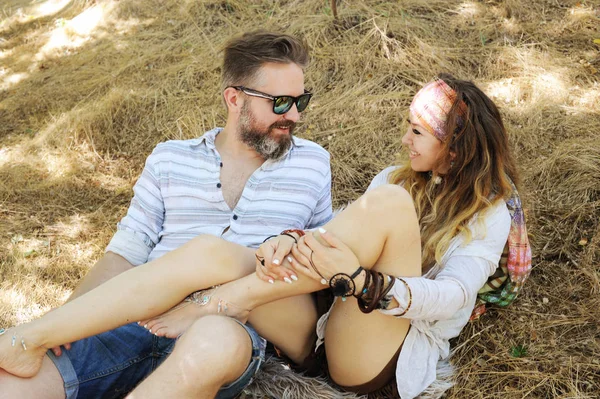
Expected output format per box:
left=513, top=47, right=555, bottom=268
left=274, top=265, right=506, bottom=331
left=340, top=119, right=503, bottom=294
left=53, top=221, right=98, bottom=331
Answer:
left=193, top=127, right=306, bottom=169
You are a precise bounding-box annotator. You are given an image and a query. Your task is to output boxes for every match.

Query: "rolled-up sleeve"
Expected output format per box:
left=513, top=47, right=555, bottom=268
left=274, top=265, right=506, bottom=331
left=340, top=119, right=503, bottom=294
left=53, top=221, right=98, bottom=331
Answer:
left=381, top=256, right=497, bottom=320
left=105, top=149, right=165, bottom=266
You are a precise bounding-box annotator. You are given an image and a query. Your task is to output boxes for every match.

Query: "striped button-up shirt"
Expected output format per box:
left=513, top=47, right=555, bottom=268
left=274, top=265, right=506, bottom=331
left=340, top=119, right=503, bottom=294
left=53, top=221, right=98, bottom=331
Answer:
left=106, top=128, right=332, bottom=266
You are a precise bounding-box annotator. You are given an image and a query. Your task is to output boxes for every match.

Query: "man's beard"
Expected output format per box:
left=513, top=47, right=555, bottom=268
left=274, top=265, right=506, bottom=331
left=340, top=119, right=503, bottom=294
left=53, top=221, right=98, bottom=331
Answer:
left=238, top=103, right=295, bottom=161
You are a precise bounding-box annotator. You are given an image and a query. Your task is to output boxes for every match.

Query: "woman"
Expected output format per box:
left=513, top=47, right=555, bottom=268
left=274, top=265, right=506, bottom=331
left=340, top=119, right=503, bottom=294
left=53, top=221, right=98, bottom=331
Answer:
left=0, top=74, right=526, bottom=398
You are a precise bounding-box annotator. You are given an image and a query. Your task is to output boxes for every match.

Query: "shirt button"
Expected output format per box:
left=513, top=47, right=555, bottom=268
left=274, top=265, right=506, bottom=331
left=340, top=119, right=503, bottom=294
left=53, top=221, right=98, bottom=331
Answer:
left=233, top=214, right=238, bottom=220
left=217, top=183, right=222, bottom=188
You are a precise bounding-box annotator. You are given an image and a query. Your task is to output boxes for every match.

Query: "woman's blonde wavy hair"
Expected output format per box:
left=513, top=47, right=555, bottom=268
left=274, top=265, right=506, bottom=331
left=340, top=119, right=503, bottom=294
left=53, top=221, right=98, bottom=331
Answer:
left=390, top=74, right=520, bottom=272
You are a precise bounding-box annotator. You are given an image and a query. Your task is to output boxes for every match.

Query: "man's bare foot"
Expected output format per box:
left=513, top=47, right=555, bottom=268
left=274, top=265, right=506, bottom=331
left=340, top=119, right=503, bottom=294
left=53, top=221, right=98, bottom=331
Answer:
left=0, top=329, right=47, bottom=378
left=139, top=288, right=251, bottom=339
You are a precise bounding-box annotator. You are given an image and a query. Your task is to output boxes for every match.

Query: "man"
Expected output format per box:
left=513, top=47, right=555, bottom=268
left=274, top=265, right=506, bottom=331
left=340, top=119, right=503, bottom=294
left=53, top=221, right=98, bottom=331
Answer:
left=0, top=31, right=332, bottom=399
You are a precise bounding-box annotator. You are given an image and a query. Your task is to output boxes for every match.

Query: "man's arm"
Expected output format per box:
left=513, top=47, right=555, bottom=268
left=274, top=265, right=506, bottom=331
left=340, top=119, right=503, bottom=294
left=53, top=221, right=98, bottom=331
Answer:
left=67, top=251, right=134, bottom=302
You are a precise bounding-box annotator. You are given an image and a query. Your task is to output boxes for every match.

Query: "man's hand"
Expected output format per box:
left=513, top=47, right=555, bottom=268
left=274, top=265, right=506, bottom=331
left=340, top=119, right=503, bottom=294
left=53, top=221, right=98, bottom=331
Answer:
left=51, top=343, right=71, bottom=357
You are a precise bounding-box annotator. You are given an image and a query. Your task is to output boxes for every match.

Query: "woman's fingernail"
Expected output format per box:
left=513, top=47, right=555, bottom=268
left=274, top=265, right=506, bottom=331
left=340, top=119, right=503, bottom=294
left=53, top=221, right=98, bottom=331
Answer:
left=321, top=278, right=328, bottom=285
left=291, top=275, right=298, bottom=281
left=273, top=259, right=280, bottom=265
left=284, top=277, right=293, bottom=284
left=144, top=324, right=148, bottom=328
left=287, top=256, right=293, bottom=263
left=318, top=227, right=326, bottom=234
left=268, top=279, right=274, bottom=284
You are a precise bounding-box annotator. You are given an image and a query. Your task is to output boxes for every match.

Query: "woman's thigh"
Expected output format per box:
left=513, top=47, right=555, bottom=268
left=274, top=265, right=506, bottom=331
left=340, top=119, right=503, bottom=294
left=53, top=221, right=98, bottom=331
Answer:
left=248, top=294, right=318, bottom=364
left=320, top=185, right=421, bottom=387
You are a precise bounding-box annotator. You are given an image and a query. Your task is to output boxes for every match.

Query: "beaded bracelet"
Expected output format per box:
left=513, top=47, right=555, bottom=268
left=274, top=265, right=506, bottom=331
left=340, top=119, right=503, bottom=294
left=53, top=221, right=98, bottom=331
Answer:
left=394, top=278, right=413, bottom=317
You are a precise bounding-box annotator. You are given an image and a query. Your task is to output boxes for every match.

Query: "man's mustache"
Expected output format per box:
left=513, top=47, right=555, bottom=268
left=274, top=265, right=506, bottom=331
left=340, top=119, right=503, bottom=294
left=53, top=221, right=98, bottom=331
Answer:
left=270, top=121, right=296, bottom=130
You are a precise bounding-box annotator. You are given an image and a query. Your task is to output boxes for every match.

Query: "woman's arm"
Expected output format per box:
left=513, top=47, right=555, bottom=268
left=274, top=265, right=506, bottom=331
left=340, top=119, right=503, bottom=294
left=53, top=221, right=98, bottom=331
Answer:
left=379, top=255, right=497, bottom=320
left=381, top=202, right=511, bottom=320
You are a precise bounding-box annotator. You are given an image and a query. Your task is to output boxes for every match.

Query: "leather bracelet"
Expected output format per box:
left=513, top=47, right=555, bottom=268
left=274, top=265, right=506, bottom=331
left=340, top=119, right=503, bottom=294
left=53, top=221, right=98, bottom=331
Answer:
left=281, top=229, right=305, bottom=239
left=353, top=268, right=370, bottom=298
left=279, top=233, right=298, bottom=243
left=358, top=271, right=383, bottom=313
left=262, top=234, right=278, bottom=243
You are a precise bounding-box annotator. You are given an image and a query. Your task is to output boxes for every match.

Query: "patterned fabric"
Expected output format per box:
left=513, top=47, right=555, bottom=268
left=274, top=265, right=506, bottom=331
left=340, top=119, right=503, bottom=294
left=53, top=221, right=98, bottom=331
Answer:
left=470, top=179, right=532, bottom=320
left=106, top=127, right=333, bottom=266
left=409, top=79, right=467, bottom=141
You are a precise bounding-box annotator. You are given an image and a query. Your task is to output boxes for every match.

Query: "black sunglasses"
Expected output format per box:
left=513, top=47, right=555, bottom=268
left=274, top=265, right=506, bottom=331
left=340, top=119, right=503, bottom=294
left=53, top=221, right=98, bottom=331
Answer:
left=229, top=86, right=313, bottom=115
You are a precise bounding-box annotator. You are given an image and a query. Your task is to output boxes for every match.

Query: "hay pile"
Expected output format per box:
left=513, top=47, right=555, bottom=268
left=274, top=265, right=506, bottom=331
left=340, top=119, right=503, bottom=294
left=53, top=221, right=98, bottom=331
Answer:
left=1, top=0, right=599, bottom=397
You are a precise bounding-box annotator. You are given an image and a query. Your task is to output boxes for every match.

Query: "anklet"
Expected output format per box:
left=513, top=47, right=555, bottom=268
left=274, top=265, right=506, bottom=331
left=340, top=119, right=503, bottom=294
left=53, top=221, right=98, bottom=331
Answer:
left=215, top=297, right=251, bottom=317
left=1, top=329, right=45, bottom=351
left=185, top=288, right=250, bottom=317
left=186, top=286, right=220, bottom=306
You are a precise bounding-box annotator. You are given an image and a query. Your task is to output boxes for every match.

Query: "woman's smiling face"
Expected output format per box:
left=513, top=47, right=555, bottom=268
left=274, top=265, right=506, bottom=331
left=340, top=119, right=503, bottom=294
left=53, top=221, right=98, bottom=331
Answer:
left=401, top=112, right=449, bottom=174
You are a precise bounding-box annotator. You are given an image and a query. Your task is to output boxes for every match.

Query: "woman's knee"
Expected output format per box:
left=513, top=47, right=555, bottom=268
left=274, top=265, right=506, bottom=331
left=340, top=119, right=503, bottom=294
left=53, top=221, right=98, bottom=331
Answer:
left=359, top=184, right=417, bottom=230
left=364, top=184, right=414, bottom=212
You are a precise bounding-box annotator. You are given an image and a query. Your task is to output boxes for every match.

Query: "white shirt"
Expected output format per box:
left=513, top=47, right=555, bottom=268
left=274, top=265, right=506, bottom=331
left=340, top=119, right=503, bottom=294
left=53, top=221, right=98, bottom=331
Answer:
left=105, top=128, right=333, bottom=265
left=316, top=166, right=510, bottom=399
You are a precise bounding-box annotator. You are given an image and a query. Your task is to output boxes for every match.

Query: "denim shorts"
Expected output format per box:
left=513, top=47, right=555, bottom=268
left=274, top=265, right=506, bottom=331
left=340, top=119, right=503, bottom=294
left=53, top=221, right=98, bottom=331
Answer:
left=47, top=320, right=266, bottom=399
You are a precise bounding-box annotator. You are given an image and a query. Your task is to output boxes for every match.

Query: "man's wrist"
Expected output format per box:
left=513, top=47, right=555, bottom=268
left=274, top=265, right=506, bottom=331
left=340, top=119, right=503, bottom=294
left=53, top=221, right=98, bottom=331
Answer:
left=280, top=229, right=305, bottom=241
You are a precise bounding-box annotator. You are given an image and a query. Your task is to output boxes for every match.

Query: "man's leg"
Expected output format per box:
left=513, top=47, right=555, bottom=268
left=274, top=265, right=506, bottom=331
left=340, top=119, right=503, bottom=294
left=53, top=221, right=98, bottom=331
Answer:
left=0, top=357, right=64, bottom=399
left=0, top=323, right=173, bottom=399
left=128, top=315, right=257, bottom=399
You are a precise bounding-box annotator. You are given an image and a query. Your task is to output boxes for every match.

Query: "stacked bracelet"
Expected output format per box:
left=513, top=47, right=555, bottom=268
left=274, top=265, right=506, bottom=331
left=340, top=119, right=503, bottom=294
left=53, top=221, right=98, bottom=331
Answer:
left=357, top=271, right=399, bottom=314
left=353, top=268, right=371, bottom=299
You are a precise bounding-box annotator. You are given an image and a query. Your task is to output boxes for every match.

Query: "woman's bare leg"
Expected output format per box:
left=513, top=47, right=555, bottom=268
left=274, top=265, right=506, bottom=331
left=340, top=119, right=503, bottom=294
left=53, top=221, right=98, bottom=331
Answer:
left=0, top=234, right=259, bottom=377
left=204, top=184, right=421, bottom=382
left=1, top=183, right=419, bottom=390
left=322, top=185, right=421, bottom=387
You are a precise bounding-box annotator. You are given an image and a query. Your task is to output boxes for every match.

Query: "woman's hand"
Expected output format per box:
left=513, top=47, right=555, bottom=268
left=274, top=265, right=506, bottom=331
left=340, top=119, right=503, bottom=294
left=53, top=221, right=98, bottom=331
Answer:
left=290, top=228, right=361, bottom=284
left=255, top=234, right=298, bottom=284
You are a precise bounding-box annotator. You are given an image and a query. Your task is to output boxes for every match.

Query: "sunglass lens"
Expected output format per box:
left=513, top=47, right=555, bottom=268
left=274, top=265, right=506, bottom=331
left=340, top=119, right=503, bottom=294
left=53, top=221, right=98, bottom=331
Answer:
left=296, top=94, right=311, bottom=112
left=274, top=96, right=294, bottom=114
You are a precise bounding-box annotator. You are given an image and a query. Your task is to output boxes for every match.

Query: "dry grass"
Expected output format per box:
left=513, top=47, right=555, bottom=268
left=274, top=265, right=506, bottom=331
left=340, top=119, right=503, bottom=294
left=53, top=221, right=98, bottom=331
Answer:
left=1, top=0, right=599, bottom=397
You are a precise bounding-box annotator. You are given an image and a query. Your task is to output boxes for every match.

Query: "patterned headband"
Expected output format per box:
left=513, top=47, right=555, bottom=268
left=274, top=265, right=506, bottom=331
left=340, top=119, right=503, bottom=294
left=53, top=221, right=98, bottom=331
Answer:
left=409, top=79, right=467, bottom=141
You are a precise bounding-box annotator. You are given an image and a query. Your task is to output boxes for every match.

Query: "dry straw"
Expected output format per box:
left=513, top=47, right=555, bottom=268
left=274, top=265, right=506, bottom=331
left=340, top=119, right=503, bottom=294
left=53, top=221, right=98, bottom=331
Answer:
left=1, top=0, right=599, bottom=397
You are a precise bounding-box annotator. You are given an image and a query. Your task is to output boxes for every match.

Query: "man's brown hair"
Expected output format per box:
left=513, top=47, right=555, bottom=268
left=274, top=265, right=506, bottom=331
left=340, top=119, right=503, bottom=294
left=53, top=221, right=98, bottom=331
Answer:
left=221, top=31, right=309, bottom=91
